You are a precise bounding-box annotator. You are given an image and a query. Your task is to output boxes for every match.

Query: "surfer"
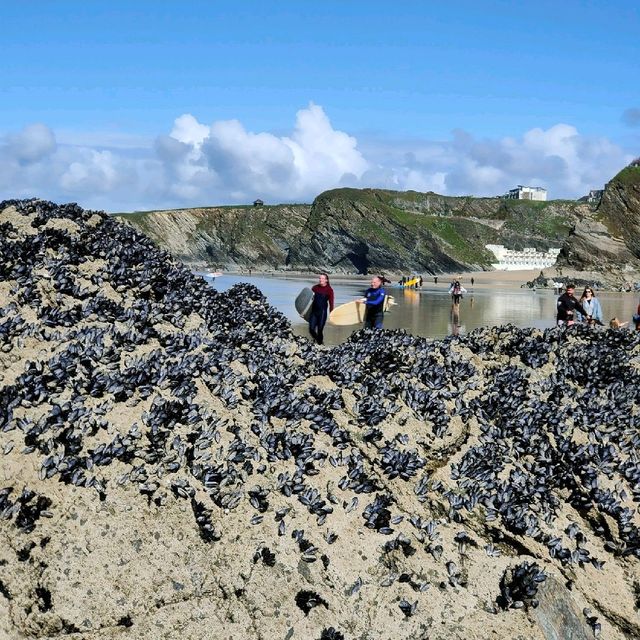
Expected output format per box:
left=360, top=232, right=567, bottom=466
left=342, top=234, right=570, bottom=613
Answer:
left=360, top=275, right=386, bottom=329
left=309, top=274, right=335, bottom=345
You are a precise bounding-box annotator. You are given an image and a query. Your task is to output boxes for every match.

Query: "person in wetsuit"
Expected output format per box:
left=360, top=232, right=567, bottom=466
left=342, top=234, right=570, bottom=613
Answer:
left=309, top=273, right=335, bottom=345
left=360, top=275, right=386, bottom=329
left=556, top=283, right=590, bottom=326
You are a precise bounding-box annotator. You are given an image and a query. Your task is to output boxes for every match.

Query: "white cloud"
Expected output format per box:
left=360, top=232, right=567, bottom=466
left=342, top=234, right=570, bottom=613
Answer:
left=171, top=103, right=370, bottom=202
left=0, top=105, right=635, bottom=211
left=4, top=123, right=56, bottom=163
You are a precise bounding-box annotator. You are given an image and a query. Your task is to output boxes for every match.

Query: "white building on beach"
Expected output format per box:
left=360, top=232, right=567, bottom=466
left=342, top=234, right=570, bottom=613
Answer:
left=485, top=244, right=561, bottom=270
left=504, top=185, right=547, bottom=201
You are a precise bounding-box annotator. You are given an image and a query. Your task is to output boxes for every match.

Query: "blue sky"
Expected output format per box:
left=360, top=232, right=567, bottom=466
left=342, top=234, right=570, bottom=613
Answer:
left=1, top=1, right=638, bottom=210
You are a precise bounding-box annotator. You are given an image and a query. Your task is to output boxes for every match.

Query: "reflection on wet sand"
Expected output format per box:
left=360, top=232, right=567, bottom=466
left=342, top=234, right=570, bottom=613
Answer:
left=402, top=288, right=420, bottom=306
left=449, top=301, right=466, bottom=337
left=208, top=275, right=640, bottom=346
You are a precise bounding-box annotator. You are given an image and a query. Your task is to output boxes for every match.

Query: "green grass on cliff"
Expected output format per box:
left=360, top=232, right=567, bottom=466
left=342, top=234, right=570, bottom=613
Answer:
left=118, top=187, right=582, bottom=270
left=386, top=208, right=497, bottom=264
left=311, top=187, right=575, bottom=266
left=611, top=164, right=640, bottom=186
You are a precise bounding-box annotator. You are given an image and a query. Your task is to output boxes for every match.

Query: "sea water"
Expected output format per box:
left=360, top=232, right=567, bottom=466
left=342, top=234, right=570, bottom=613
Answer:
left=203, top=274, right=639, bottom=346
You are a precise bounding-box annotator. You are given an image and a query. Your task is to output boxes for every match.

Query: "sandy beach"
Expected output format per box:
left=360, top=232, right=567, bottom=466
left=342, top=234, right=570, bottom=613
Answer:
left=197, top=266, right=633, bottom=292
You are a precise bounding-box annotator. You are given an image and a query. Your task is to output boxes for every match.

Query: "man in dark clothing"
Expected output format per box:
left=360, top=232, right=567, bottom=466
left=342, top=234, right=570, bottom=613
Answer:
left=309, top=274, right=335, bottom=344
left=556, top=283, right=590, bottom=326
left=360, top=275, right=386, bottom=329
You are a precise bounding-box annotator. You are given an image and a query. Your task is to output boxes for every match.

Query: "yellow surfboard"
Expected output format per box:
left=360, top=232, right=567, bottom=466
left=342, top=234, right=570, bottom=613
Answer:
left=400, top=277, right=420, bottom=288
left=329, top=296, right=395, bottom=326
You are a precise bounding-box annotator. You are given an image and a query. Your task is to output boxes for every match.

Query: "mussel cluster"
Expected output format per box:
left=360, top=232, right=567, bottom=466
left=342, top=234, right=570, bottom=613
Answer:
left=1, top=198, right=639, bottom=638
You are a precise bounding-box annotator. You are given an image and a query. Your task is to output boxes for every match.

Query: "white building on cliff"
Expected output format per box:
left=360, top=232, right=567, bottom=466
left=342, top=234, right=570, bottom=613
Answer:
left=485, top=244, right=560, bottom=270
left=504, top=185, right=547, bottom=201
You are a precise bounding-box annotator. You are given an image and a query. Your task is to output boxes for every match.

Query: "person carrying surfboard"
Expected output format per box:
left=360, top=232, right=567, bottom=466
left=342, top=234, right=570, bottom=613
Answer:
left=360, top=275, right=386, bottom=329
left=309, top=273, right=335, bottom=345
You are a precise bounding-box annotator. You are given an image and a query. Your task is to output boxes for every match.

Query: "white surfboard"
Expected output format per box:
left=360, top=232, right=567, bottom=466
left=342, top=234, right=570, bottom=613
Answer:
left=329, top=296, right=395, bottom=326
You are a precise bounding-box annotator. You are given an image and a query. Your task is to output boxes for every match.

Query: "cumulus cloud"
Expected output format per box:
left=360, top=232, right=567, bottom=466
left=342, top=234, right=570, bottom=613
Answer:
left=159, top=103, right=369, bottom=203
left=0, top=105, right=635, bottom=210
left=622, top=108, right=640, bottom=128
left=362, top=123, right=632, bottom=199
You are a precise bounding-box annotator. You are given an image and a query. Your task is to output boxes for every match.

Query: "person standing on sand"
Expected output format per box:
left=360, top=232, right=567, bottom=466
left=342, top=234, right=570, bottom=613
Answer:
left=470, top=277, right=475, bottom=287
left=576, top=287, right=603, bottom=325
left=308, top=273, right=334, bottom=345
left=448, top=280, right=466, bottom=305
left=556, top=283, right=590, bottom=327
left=360, top=275, right=386, bottom=329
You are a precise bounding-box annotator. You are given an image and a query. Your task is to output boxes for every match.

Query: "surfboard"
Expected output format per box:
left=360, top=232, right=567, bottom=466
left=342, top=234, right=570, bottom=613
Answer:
left=328, top=300, right=365, bottom=326
left=294, top=287, right=314, bottom=320
left=329, top=296, right=395, bottom=326
left=400, top=277, right=421, bottom=288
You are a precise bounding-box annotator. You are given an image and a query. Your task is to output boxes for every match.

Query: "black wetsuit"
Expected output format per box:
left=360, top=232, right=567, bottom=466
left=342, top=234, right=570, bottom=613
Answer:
left=309, top=284, right=334, bottom=344
left=363, top=286, right=386, bottom=329
left=556, top=293, right=588, bottom=325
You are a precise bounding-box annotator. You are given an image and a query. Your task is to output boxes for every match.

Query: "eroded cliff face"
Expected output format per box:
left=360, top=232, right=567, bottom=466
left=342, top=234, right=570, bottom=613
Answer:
left=598, top=164, right=640, bottom=260
left=120, top=204, right=311, bottom=270
left=559, top=163, right=640, bottom=277
left=119, top=189, right=589, bottom=275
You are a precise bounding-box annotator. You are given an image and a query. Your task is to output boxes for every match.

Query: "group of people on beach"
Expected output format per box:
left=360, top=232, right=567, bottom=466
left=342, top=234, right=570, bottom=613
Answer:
left=306, top=274, right=640, bottom=345
left=556, top=282, right=640, bottom=329
left=307, top=274, right=388, bottom=343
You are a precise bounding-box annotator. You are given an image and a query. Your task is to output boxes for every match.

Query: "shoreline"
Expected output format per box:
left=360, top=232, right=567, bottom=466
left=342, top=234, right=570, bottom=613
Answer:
left=193, top=266, right=639, bottom=293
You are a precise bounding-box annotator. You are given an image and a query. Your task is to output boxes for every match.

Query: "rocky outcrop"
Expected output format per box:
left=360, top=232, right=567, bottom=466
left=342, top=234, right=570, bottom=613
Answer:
left=118, top=189, right=586, bottom=274
left=598, top=163, right=640, bottom=259
left=559, top=162, right=640, bottom=278
left=117, top=165, right=640, bottom=279
left=2, top=199, right=640, bottom=639
left=120, top=204, right=311, bottom=270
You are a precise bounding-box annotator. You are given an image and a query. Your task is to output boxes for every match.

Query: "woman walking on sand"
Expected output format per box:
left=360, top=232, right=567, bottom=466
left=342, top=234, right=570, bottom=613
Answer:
left=448, top=280, right=466, bottom=305
left=308, top=274, right=334, bottom=345
left=576, top=287, right=603, bottom=325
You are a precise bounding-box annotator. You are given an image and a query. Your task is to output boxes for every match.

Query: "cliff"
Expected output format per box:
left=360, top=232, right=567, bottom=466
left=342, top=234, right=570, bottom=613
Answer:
left=117, top=192, right=584, bottom=274
left=559, top=162, right=640, bottom=275
left=117, top=164, right=640, bottom=279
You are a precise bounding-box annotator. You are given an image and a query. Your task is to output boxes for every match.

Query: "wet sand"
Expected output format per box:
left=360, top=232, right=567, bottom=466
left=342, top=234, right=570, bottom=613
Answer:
left=197, top=266, right=635, bottom=292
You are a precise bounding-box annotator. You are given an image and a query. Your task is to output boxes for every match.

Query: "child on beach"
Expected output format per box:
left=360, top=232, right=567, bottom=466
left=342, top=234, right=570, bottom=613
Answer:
left=609, top=317, right=628, bottom=329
